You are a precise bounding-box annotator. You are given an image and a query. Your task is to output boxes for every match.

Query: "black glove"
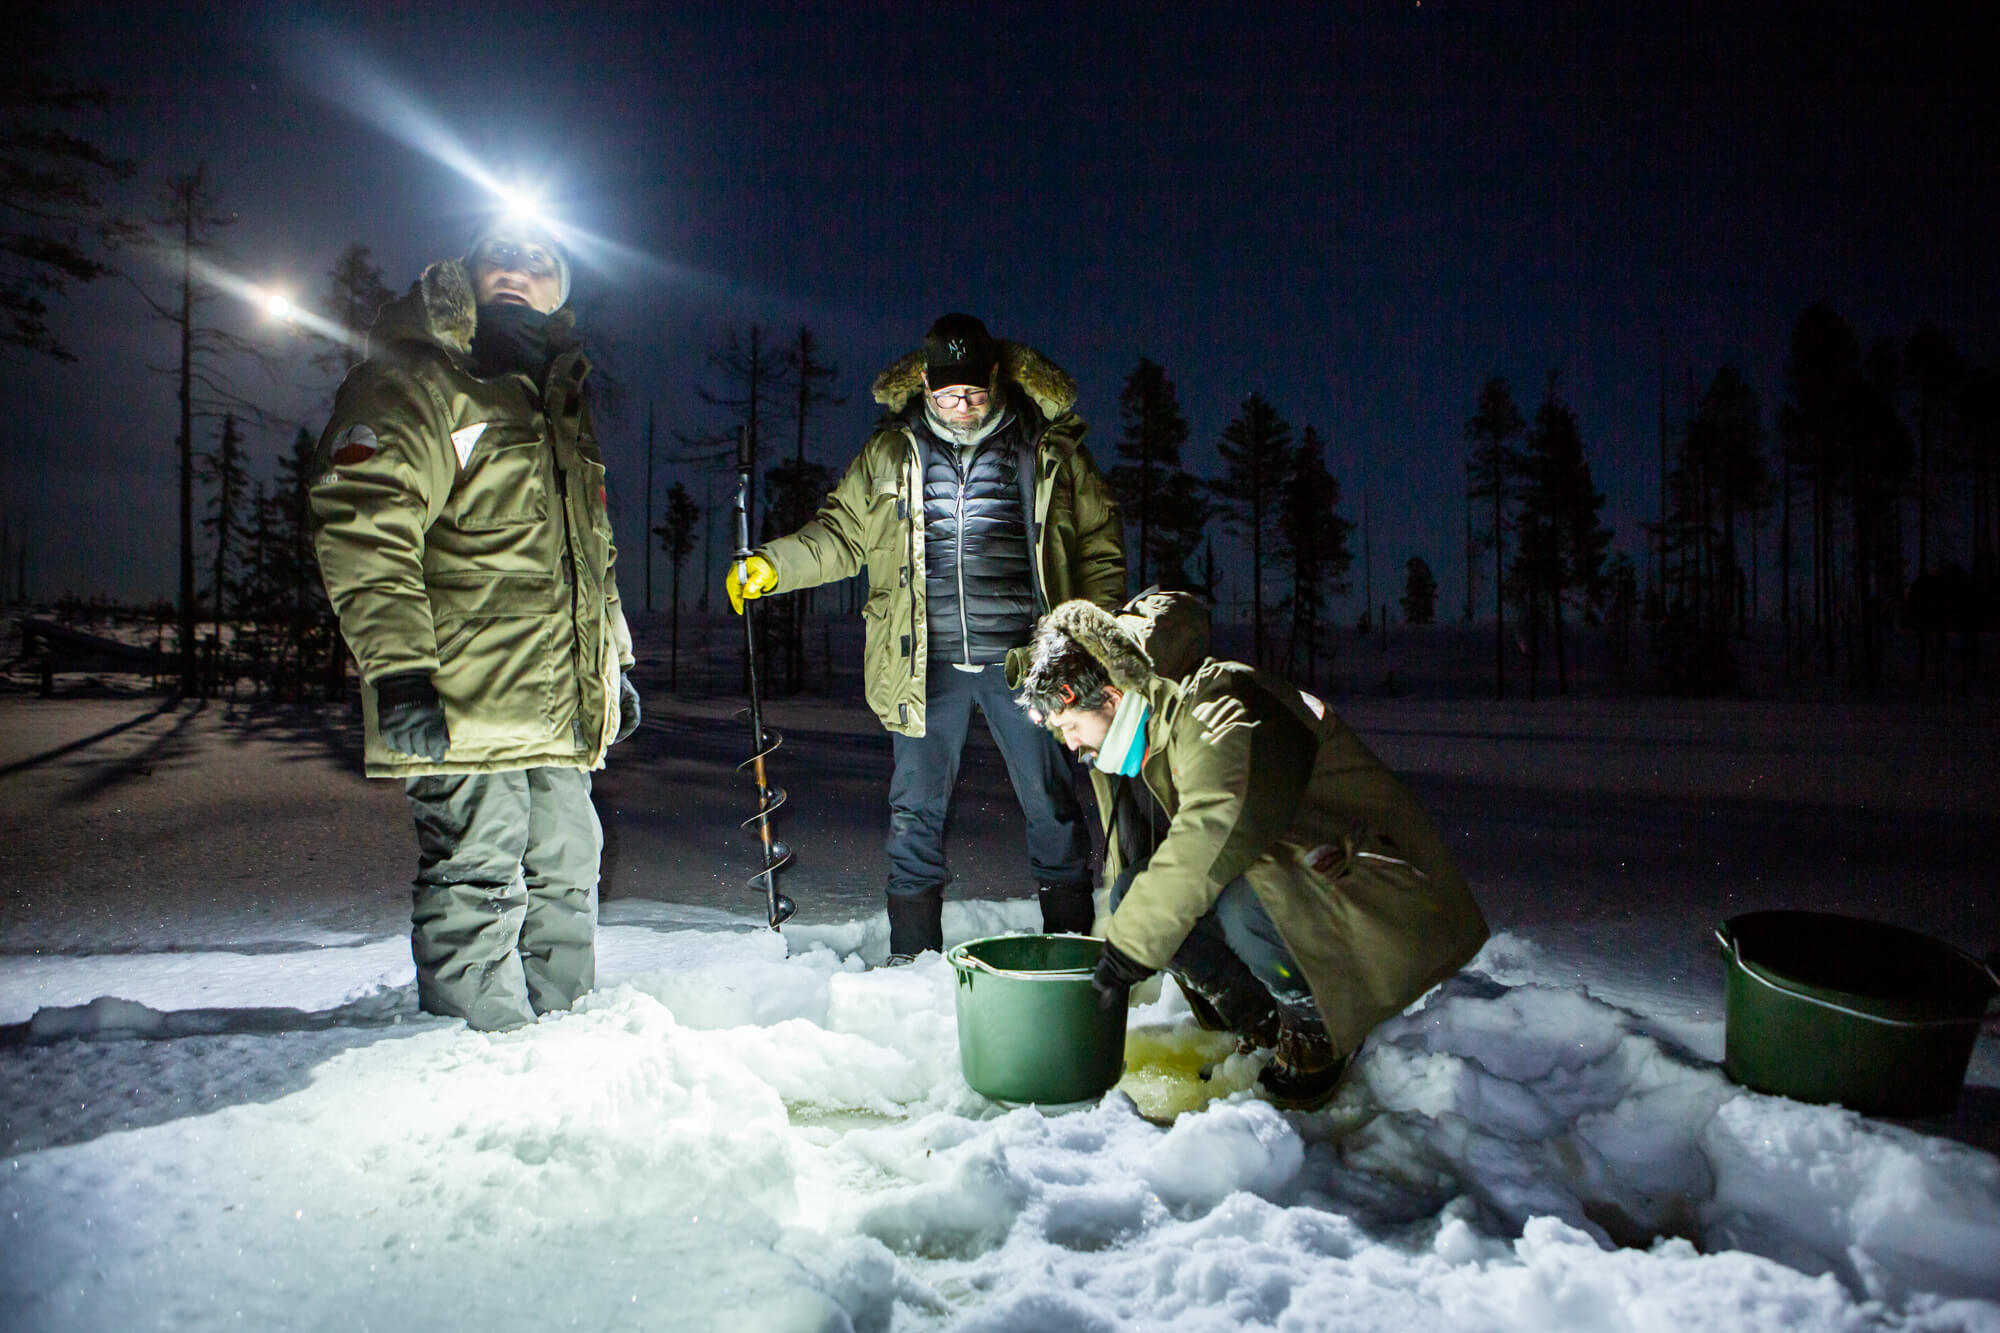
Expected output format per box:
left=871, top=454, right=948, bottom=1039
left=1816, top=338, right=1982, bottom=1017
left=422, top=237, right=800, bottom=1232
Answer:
left=614, top=671, right=641, bottom=744
left=374, top=671, right=449, bottom=761
left=1092, top=939, right=1155, bottom=1013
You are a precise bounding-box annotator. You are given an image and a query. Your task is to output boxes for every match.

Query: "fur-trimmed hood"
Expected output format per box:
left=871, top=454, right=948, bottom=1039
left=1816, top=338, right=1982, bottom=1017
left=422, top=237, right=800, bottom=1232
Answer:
left=1030, top=590, right=1214, bottom=700
left=871, top=339, right=1079, bottom=421
left=1043, top=600, right=1155, bottom=694
left=367, top=259, right=579, bottom=361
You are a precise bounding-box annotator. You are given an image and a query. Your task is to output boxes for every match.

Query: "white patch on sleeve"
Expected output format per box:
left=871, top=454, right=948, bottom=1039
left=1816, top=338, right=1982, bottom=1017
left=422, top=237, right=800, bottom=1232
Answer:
left=450, top=422, right=488, bottom=469
left=1298, top=690, right=1326, bottom=719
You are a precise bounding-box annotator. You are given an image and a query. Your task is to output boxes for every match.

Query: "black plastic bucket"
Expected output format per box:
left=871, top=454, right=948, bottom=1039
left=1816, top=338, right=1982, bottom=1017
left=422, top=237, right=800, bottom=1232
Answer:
left=1715, top=910, right=1999, bottom=1117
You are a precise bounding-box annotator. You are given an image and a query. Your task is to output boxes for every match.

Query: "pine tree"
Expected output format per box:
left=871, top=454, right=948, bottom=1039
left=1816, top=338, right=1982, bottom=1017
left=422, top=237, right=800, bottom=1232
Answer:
left=312, top=243, right=395, bottom=379
left=1106, top=358, right=1191, bottom=591
left=1277, top=425, right=1353, bottom=686
left=138, top=165, right=277, bottom=694
left=270, top=425, right=339, bottom=700
left=762, top=455, right=834, bottom=692
left=1778, top=303, right=1861, bottom=679
left=1146, top=471, right=1213, bottom=592
left=1212, top=394, right=1292, bottom=667
left=1513, top=376, right=1610, bottom=697
left=0, top=5, right=136, bottom=363
left=199, top=413, right=249, bottom=658
left=1466, top=377, right=1526, bottom=699
left=1401, top=556, right=1437, bottom=625
left=656, top=481, right=701, bottom=691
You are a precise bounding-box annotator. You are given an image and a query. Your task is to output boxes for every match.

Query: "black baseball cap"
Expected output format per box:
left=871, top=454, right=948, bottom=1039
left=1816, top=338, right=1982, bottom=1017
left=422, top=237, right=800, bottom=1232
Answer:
left=923, top=312, right=997, bottom=391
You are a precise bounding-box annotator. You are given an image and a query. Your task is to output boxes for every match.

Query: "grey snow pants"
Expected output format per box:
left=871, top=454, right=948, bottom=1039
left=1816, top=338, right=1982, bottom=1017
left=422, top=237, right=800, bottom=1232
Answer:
left=403, top=767, right=600, bottom=1031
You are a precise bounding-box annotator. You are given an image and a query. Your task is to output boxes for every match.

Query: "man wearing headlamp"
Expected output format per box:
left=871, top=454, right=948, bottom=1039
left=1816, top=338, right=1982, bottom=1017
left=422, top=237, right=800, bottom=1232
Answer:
left=309, top=216, right=637, bottom=1030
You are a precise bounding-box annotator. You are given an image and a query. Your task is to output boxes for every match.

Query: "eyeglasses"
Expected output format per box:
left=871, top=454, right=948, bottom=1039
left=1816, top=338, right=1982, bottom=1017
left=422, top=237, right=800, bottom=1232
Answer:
left=473, top=240, right=560, bottom=278
left=929, top=387, right=990, bottom=410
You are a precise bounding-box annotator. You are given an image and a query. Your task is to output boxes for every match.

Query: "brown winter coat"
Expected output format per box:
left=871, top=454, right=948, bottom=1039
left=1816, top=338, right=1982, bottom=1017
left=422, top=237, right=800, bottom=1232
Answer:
left=309, top=261, right=633, bottom=777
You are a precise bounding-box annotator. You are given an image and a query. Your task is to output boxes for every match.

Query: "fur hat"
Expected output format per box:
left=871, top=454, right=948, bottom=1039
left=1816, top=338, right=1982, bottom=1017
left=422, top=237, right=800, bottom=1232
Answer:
left=1017, top=599, right=1158, bottom=718
left=1043, top=600, right=1155, bottom=692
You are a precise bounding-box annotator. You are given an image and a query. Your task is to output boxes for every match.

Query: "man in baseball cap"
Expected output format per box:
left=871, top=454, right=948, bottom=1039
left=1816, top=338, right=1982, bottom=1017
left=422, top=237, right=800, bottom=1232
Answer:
left=729, top=312, right=1126, bottom=962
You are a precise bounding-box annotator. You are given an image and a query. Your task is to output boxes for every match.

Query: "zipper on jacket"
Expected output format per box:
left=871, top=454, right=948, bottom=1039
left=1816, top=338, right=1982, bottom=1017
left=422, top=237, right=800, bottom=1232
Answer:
left=953, top=446, right=973, bottom=665
left=1017, top=429, right=1050, bottom=615
left=906, top=440, right=920, bottom=681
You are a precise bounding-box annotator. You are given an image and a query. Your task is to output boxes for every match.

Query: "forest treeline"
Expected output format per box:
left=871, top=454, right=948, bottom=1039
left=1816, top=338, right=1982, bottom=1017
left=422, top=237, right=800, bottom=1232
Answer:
left=8, top=18, right=1996, bottom=703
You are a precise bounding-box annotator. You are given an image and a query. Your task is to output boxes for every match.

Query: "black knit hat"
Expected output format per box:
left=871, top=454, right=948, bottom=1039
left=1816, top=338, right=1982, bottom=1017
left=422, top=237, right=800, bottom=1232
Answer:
left=923, top=312, right=997, bottom=391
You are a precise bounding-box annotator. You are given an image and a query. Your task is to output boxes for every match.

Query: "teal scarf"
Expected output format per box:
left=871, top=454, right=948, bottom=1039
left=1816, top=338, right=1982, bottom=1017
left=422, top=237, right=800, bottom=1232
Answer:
left=1092, top=691, right=1150, bottom=777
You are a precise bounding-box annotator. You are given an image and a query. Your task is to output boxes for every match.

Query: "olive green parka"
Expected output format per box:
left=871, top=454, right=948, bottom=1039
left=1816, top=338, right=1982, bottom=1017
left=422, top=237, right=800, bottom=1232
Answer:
left=1059, top=594, right=1490, bottom=1056
left=309, top=260, right=633, bottom=778
left=757, top=341, right=1125, bottom=737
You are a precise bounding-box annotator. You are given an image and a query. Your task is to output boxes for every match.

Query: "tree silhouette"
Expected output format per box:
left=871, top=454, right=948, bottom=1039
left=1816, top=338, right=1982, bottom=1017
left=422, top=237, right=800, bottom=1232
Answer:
left=1512, top=376, right=1610, bottom=697
left=1145, top=471, right=1213, bottom=592
left=1106, top=358, right=1191, bottom=592
left=199, top=413, right=248, bottom=651
left=1465, top=377, right=1525, bottom=699
left=0, top=6, right=136, bottom=363
left=1903, top=322, right=1966, bottom=682
left=1401, top=556, right=1437, bottom=626
left=311, top=242, right=394, bottom=380
left=1778, top=303, right=1861, bottom=678
left=655, top=481, right=701, bottom=691
left=1277, top=425, right=1352, bottom=687
left=137, top=165, right=270, bottom=694
left=1212, top=393, right=1292, bottom=667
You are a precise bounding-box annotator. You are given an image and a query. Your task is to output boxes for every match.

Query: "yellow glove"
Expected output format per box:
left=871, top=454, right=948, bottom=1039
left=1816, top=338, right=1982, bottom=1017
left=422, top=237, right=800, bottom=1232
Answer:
left=726, top=554, right=778, bottom=614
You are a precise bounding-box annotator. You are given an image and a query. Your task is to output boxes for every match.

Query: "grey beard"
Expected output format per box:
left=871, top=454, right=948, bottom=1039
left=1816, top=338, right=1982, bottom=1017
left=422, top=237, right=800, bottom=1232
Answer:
left=924, top=398, right=1012, bottom=448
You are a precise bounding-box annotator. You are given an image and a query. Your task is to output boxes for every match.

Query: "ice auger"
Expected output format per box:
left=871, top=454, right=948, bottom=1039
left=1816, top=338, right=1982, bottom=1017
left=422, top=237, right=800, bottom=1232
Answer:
left=732, top=426, right=796, bottom=930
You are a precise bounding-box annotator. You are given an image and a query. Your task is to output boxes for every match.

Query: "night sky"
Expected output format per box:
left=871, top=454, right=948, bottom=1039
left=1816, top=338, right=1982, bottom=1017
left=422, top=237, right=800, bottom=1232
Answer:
left=10, top=1, right=1995, bottom=616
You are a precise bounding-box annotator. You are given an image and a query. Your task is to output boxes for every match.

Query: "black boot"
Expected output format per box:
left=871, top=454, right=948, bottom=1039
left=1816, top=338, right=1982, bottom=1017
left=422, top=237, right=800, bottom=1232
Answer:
left=885, top=885, right=945, bottom=964
left=1256, top=1015, right=1357, bottom=1111
left=1037, top=882, right=1096, bottom=935
left=1170, top=970, right=1282, bottom=1051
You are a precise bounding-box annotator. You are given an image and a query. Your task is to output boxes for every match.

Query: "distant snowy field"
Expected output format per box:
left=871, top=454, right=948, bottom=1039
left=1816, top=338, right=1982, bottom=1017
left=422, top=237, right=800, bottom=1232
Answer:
left=3, top=615, right=1997, bottom=1331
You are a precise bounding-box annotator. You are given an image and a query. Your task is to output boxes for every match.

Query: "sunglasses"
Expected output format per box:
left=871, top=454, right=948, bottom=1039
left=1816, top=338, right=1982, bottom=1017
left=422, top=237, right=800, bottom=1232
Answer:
left=473, top=240, right=560, bottom=279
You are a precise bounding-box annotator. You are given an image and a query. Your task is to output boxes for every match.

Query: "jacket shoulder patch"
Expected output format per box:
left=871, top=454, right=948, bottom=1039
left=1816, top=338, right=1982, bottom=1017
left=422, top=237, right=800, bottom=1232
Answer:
left=331, top=424, right=380, bottom=466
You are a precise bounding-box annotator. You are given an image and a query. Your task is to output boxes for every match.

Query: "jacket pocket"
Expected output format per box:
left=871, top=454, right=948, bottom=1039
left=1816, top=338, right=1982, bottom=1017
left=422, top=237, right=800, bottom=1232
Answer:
left=449, top=425, right=549, bottom=532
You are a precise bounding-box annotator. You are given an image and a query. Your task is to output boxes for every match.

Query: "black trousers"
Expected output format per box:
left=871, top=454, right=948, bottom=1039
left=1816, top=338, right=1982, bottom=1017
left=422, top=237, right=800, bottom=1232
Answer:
left=1110, top=867, right=1322, bottom=1032
left=885, top=662, right=1092, bottom=900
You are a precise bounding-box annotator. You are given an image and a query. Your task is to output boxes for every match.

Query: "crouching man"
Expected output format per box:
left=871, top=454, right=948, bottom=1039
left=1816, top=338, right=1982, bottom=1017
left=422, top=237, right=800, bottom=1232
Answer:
left=1016, top=594, right=1489, bottom=1108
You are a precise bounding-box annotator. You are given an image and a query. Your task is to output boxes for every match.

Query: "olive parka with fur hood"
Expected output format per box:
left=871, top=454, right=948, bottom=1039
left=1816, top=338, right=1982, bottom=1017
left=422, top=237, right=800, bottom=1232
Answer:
left=309, top=260, right=634, bottom=778
left=755, top=341, right=1125, bottom=737
left=1054, top=593, right=1490, bottom=1057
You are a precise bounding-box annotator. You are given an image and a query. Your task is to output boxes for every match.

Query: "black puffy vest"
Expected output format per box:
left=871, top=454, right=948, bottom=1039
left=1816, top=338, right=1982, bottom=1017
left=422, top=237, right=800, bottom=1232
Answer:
left=920, top=417, right=1037, bottom=664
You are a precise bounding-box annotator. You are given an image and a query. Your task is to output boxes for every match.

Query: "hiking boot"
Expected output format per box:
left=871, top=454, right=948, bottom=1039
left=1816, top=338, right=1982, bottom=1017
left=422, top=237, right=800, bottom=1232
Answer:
left=882, top=952, right=918, bottom=968
left=1037, top=882, right=1097, bottom=936
left=1257, top=1024, right=1358, bottom=1111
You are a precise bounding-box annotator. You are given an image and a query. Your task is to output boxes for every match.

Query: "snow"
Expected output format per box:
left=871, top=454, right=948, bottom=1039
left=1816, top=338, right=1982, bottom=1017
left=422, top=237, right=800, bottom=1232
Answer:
left=3, top=619, right=1998, bottom=1331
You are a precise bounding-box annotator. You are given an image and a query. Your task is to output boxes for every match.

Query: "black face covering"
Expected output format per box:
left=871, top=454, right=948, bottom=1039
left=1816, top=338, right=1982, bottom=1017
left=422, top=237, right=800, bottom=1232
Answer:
left=469, top=302, right=552, bottom=380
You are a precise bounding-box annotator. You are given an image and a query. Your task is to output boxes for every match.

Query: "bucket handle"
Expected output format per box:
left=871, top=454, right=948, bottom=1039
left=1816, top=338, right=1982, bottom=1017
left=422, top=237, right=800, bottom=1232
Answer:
left=948, top=945, right=1094, bottom=981
left=1716, top=922, right=1998, bottom=1029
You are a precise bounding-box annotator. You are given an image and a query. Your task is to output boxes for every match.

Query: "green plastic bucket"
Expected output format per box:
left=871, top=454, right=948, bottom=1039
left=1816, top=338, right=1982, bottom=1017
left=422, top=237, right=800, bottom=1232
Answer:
left=949, top=933, right=1127, bottom=1105
left=1715, top=910, right=2000, bottom=1117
